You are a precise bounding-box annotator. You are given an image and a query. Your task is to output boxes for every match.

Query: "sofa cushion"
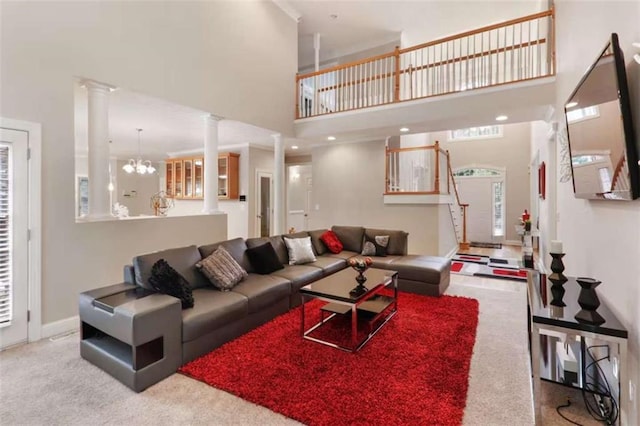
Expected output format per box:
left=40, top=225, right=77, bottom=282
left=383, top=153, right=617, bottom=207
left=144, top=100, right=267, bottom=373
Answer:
left=231, top=274, right=291, bottom=314
left=246, top=243, right=284, bottom=274
left=306, top=256, right=346, bottom=275
left=181, top=288, right=248, bottom=342
left=271, top=264, right=323, bottom=292
left=332, top=226, right=364, bottom=253
left=198, top=238, right=253, bottom=273
left=133, top=245, right=209, bottom=290
left=361, top=234, right=389, bottom=257
left=283, top=236, right=317, bottom=265
left=386, top=255, right=450, bottom=283
left=148, top=259, right=194, bottom=309
left=320, top=230, right=343, bottom=254
left=368, top=255, right=404, bottom=268
left=246, top=236, right=289, bottom=265
left=365, top=229, right=409, bottom=255
left=308, top=229, right=328, bottom=255
left=196, top=246, right=247, bottom=291
left=287, top=231, right=309, bottom=239
left=325, top=250, right=360, bottom=260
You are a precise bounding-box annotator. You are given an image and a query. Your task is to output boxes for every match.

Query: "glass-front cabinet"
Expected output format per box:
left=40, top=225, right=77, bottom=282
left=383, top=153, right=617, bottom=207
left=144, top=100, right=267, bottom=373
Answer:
left=218, top=153, right=239, bottom=200
left=194, top=158, right=203, bottom=198
left=164, top=153, right=238, bottom=200
left=174, top=160, right=183, bottom=198
left=184, top=159, right=193, bottom=198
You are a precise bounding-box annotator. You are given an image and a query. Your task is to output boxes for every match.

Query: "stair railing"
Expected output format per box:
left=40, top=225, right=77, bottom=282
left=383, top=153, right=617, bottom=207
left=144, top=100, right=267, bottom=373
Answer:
left=384, top=141, right=469, bottom=249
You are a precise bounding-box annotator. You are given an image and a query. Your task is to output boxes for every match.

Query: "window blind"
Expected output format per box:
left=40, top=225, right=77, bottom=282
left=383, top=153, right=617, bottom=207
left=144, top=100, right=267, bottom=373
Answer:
left=0, top=145, right=12, bottom=324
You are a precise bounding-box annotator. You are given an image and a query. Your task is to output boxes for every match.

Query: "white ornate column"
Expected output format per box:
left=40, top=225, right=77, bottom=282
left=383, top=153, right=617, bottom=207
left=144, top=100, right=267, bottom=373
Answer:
left=86, top=81, right=112, bottom=219
left=203, top=114, right=222, bottom=214
left=272, top=133, right=285, bottom=235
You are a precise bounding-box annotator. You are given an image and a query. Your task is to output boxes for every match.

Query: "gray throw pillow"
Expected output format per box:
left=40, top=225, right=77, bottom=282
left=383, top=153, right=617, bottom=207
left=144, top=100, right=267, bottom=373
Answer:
left=196, top=246, right=247, bottom=291
left=284, top=236, right=317, bottom=265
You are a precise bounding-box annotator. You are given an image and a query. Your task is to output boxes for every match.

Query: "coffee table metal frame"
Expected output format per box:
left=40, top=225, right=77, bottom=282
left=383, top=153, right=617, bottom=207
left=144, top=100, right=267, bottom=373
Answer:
left=300, top=268, right=398, bottom=352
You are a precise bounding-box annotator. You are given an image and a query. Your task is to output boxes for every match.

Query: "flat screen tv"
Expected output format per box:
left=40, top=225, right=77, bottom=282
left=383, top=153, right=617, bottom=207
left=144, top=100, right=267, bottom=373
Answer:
left=565, top=33, right=639, bottom=200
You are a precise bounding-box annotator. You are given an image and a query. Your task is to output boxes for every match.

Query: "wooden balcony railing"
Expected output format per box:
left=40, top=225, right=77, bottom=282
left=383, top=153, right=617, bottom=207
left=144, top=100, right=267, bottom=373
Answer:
left=296, top=9, right=555, bottom=119
left=385, top=141, right=469, bottom=248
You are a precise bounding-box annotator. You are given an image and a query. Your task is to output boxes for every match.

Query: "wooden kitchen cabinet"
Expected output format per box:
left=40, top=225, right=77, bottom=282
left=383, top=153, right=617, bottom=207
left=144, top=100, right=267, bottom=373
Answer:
left=164, top=153, right=238, bottom=200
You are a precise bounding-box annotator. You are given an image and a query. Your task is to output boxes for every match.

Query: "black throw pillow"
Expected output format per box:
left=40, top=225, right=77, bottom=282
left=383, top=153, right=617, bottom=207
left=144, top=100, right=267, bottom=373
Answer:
left=148, top=259, right=195, bottom=309
left=361, top=234, right=389, bottom=257
left=246, top=243, right=284, bottom=274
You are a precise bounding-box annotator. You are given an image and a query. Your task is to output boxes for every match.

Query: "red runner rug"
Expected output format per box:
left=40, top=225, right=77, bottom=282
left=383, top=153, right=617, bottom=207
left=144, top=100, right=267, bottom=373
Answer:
left=180, top=293, right=479, bottom=426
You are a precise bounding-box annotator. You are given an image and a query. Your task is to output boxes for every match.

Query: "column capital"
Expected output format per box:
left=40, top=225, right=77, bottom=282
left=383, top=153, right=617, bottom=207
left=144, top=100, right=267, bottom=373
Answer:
left=81, top=79, right=117, bottom=93
left=271, top=133, right=282, bottom=141
left=204, top=114, right=224, bottom=122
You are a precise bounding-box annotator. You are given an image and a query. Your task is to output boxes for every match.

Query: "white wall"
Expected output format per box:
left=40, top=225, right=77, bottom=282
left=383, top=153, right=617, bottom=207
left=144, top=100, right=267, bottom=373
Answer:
left=0, top=1, right=296, bottom=325
left=311, top=141, right=451, bottom=255
left=554, top=0, right=640, bottom=420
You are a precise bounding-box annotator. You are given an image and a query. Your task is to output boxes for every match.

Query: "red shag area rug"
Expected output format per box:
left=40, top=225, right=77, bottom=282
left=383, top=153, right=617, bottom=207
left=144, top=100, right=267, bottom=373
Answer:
left=180, top=292, right=479, bottom=426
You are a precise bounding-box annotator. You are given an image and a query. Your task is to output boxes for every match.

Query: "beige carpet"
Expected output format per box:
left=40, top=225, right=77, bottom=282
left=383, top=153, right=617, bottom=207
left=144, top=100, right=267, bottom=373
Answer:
left=0, top=275, right=600, bottom=425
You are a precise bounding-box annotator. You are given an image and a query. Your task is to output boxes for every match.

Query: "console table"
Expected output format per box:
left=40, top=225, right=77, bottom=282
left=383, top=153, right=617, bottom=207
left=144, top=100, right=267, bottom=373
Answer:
left=526, top=270, right=628, bottom=425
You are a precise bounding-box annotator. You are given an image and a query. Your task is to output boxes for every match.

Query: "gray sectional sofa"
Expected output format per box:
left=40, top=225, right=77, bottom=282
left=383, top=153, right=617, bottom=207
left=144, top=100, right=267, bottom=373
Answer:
left=79, top=225, right=450, bottom=391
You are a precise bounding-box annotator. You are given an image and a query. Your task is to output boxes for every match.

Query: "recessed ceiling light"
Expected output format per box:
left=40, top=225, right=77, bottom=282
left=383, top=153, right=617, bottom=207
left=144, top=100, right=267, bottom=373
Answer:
left=400, top=127, right=410, bottom=132
left=565, top=101, right=578, bottom=108
left=327, top=136, right=336, bottom=141
left=291, top=145, right=299, bottom=150
left=495, top=115, right=508, bottom=121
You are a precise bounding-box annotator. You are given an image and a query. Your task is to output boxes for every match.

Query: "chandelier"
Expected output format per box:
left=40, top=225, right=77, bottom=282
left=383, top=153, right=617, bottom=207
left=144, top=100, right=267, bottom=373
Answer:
left=123, top=128, right=156, bottom=174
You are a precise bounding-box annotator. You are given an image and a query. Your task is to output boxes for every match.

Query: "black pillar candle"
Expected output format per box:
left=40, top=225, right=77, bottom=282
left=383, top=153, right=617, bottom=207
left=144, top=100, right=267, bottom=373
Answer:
left=574, top=277, right=605, bottom=325
left=548, top=253, right=568, bottom=307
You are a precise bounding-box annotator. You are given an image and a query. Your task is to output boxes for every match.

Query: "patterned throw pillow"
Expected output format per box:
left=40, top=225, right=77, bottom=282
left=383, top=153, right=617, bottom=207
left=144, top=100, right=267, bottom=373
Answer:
left=148, top=259, right=194, bottom=309
left=361, top=234, right=389, bottom=257
left=320, top=230, right=343, bottom=254
left=284, top=236, right=317, bottom=265
left=196, top=246, right=247, bottom=291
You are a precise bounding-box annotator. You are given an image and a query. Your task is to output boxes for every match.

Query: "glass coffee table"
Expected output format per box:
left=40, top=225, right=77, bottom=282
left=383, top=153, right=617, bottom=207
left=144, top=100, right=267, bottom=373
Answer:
left=300, top=267, right=398, bottom=352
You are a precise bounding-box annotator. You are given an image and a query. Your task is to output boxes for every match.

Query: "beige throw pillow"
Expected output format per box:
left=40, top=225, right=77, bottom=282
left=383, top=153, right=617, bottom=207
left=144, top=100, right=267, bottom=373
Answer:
left=196, top=246, right=247, bottom=291
left=284, top=236, right=317, bottom=265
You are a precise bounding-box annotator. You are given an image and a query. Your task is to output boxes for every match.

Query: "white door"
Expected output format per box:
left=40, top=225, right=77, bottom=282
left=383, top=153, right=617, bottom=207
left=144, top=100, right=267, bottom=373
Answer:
left=286, top=165, right=312, bottom=232
left=456, top=174, right=505, bottom=244
left=255, top=171, right=273, bottom=237
left=0, top=128, right=29, bottom=349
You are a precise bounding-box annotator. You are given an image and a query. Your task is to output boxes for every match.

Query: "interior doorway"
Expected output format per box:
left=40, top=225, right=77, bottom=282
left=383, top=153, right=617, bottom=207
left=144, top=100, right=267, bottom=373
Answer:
left=454, top=166, right=506, bottom=245
left=0, top=127, right=29, bottom=349
left=286, top=164, right=312, bottom=233
left=255, top=171, right=273, bottom=237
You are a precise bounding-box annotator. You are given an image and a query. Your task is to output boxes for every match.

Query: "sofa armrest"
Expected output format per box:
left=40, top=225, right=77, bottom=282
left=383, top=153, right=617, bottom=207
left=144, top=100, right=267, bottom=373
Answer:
left=123, top=264, right=136, bottom=285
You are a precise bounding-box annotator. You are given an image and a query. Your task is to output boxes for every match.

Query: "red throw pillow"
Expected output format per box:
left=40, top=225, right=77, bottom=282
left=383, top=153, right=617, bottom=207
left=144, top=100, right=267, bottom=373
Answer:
left=320, top=230, right=343, bottom=254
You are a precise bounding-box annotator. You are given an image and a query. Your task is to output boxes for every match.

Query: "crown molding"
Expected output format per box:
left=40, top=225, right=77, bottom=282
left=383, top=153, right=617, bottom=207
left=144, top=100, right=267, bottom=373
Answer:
left=271, top=0, right=301, bottom=23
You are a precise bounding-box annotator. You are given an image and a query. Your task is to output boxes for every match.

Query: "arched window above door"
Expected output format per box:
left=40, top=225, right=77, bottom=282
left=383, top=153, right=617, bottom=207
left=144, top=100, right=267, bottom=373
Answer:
left=453, top=167, right=502, bottom=177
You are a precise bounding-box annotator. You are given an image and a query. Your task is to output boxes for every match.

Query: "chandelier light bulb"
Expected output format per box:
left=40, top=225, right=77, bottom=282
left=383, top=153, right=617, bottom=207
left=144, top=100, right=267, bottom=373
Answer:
left=123, top=128, right=155, bottom=175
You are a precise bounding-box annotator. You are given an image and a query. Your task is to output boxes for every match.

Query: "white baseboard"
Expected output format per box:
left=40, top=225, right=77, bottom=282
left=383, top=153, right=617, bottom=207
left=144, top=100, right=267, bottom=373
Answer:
left=41, top=315, right=79, bottom=339
left=445, top=245, right=459, bottom=258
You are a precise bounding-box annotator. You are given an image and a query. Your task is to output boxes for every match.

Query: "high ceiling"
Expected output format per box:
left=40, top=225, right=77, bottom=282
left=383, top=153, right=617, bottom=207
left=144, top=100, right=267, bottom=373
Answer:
left=291, top=0, right=545, bottom=69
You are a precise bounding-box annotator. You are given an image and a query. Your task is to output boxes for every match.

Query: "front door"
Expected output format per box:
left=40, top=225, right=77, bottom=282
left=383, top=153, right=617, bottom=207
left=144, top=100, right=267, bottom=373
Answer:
left=454, top=167, right=506, bottom=244
left=0, top=128, right=29, bottom=349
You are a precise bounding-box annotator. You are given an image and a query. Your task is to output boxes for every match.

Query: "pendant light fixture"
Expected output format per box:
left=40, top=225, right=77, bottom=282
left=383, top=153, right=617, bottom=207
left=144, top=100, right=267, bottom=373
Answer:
left=122, top=128, right=156, bottom=175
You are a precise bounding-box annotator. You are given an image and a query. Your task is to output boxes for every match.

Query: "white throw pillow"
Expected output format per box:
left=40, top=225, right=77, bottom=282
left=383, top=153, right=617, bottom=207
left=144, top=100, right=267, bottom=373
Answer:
left=284, top=236, right=317, bottom=265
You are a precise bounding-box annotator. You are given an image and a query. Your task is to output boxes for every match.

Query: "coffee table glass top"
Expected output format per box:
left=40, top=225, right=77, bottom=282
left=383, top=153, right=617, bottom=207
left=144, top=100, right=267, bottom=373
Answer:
left=300, top=268, right=397, bottom=303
